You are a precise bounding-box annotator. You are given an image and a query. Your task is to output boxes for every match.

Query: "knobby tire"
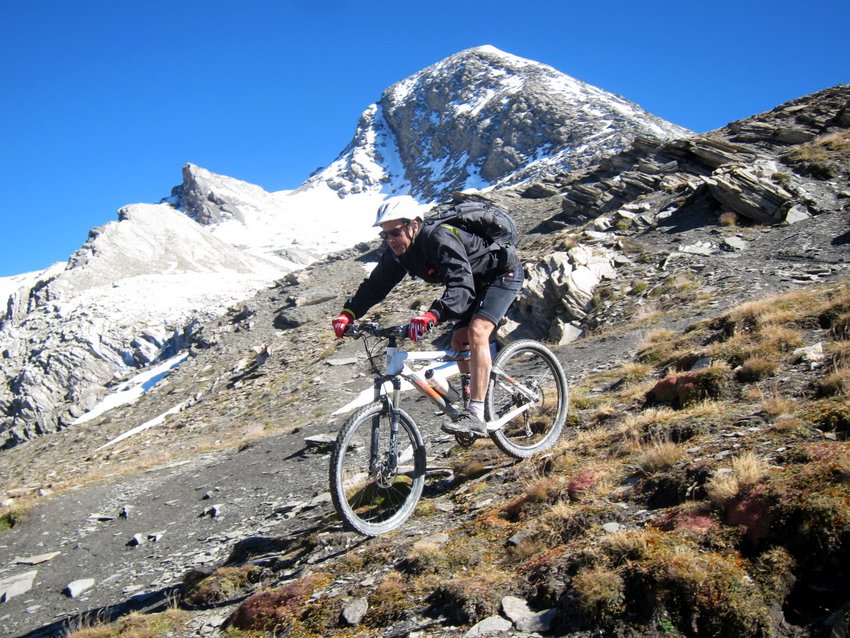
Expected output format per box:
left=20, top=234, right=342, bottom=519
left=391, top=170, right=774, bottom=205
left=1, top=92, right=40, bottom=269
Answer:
left=329, top=401, right=426, bottom=536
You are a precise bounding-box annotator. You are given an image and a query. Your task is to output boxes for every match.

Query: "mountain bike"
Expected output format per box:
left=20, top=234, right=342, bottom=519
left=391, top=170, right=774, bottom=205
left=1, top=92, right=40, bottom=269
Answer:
left=329, top=322, right=569, bottom=536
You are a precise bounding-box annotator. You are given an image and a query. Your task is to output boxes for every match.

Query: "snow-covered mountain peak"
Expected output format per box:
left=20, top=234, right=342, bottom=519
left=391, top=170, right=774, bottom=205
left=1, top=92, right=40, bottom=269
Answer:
left=306, top=45, right=692, bottom=202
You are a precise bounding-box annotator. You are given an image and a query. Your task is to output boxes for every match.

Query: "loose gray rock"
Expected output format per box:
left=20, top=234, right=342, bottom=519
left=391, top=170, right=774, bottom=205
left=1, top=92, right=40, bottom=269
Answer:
left=0, top=570, right=37, bottom=602
left=501, top=595, right=557, bottom=633
left=341, top=596, right=369, bottom=626
left=721, top=236, right=749, bottom=251
left=127, top=533, right=145, bottom=547
left=325, top=357, right=358, bottom=366
left=64, top=578, right=95, bottom=599
left=501, top=595, right=533, bottom=622
left=793, top=342, right=825, bottom=366
left=201, top=504, right=224, bottom=518
left=304, top=433, right=337, bottom=449
left=15, top=551, right=60, bottom=565
left=464, top=615, right=513, bottom=637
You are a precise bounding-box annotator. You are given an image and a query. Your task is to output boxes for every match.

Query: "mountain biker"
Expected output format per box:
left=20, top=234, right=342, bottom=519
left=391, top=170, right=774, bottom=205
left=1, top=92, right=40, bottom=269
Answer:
left=332, top=195, right=524, bottom=437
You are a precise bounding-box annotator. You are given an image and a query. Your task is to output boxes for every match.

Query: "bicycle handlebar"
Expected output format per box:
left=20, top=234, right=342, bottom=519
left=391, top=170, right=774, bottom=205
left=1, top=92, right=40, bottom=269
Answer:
left=344, top=322, right=409, bottom=340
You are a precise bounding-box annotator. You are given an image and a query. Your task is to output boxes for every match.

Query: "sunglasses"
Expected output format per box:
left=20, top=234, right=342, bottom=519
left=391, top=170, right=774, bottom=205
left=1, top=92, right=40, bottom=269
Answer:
left=378, top=222, right=409, bottom=240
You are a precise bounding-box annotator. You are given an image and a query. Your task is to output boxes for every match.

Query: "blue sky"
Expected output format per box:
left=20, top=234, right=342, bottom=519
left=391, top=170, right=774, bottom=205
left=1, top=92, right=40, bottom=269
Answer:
left=1, top=1, right=848, bottom=277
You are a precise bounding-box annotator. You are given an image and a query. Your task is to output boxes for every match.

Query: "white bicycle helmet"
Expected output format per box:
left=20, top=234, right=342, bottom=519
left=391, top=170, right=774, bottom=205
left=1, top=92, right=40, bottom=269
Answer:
left=373, top=195, right=433, bottom=227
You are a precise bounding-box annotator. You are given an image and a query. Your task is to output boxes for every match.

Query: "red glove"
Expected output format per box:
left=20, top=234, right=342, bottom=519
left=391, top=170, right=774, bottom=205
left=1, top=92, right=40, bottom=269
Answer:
left=332, top=311, right=354, bottom=338
left=407, top=311, right=438, bottom=342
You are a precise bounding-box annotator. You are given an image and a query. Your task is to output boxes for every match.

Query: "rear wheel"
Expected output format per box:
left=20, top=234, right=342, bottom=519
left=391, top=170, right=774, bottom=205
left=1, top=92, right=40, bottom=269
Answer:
left=329, top=401, right=426, bottom=536
left=486, top=340, right=569, bottom=459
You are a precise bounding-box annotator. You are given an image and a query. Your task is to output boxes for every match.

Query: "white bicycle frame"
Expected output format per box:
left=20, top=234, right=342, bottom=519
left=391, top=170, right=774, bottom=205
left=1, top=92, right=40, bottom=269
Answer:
left=334, top=337, right=536, bottom=433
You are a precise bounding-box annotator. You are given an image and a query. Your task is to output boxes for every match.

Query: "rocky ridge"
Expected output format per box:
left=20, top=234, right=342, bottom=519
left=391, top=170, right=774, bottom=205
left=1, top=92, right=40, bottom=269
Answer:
left=0, top=85, right=848, bottom=638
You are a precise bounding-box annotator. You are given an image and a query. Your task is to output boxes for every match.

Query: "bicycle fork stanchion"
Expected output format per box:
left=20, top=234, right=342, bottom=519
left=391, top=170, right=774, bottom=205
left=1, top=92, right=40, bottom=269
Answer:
left=385, top=377, right=403, bottom=478
left=369, top=377, right=383, bottom=477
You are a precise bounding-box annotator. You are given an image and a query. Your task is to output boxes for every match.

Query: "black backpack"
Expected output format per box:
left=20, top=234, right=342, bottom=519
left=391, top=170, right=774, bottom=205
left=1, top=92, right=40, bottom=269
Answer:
left=421, top=201, right=517, bottom=257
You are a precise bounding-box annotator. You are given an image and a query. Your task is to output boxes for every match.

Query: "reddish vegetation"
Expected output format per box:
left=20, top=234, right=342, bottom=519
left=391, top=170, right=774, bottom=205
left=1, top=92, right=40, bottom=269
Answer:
left=567, top=470, right=598, bottom=501
left=227, top=573, right=326, bottom=631
left=726, top=486, right=773, bottom=545
left=657, top=510, right=717, bottom=535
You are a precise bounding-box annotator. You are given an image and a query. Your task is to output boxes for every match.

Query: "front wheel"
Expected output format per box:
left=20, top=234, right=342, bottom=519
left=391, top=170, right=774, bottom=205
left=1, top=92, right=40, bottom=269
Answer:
left=329, top=401, right=426, bottom=536
left=486, top=340, right=569, bottom=459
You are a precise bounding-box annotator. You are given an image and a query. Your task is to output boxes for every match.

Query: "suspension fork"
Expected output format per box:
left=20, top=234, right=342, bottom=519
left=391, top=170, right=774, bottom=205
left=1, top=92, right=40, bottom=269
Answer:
left=369, top=376, right=402, bottom=476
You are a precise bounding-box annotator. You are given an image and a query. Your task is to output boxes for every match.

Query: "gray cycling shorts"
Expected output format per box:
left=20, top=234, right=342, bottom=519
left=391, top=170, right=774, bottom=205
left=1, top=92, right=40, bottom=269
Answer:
left=454, top=262, right=524, bottom=329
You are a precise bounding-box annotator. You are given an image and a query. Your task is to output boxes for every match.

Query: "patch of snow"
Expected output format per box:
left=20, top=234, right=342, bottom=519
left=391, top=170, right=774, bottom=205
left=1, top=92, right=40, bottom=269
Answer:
left=73, top=352, right=188, bottom=425
left=95, top=400, right=190, bottom=450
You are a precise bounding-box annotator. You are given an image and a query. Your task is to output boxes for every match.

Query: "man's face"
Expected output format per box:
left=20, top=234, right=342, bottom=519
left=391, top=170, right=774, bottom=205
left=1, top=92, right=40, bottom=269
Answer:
left=380, top=220, right=415, bottom=256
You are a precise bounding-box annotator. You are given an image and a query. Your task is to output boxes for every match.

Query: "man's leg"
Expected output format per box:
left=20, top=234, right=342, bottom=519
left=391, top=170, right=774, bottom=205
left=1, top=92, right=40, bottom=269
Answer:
left=467, top=315, right=496, bottom=405
left=441, top=261, right=523, bottom=435
left=442, top=319, right=492, bottom=433
left=460, top=315, right=496, bottom=424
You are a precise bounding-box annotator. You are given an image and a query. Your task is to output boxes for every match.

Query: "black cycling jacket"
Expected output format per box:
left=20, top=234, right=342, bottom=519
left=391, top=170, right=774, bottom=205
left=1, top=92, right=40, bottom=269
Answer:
left=344, top=224, right=518, bottom=323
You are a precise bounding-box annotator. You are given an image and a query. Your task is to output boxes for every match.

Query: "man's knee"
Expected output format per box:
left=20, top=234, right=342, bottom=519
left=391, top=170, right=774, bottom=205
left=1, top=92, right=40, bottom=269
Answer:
left=468, top=316, right=495, bottom=346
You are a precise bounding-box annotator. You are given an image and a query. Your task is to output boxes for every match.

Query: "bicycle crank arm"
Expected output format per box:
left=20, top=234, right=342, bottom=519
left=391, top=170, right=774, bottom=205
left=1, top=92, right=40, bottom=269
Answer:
left=486, top=402, right=533, bottom=432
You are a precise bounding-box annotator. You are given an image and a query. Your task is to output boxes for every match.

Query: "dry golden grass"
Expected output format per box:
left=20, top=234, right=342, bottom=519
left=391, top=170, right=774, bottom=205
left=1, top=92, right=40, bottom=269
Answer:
left=613, top=379, right=658, bottom=405
left=706, top=472, right=741, bottom=508
left=835, top=449, right=850, bottom=481
left=636, top=328, right=680, bottom=364
left=619, top=362, right=653, bottom=382
left=719, top=211, right=740, bottom=226
left=727, top=289, right=813, bottom=327
left=706, top=451, right=771, bottom=508
left=618, top=408, right=678, bottom=447
left=575, top=422, right=620, bottom=449
left=761, top=394, right=797, bottom=417
left=587, top=402, right=621, bottom=426
left=65, top=609, right=189, bottom=638
left=637, top=438, right=684, bottom=474
left=790, top=130, right=850, bottom=160
left=680, top=399, right=724, bottom=420
left=741, top=385, right=765, bottom=402
left=642, top=328, right=677, bottom=344
left=600, top=528, right=654, bottom=562
left=571, top=565, right=625, bottom=618
left=772, top=415, right=806, bottom=432
left=761, top=324, right=806, bottom=353
left=708, top=323, right=803, bottom=368
left=732, top=451, right=771, bottom=489
left=737, top=356, right=780, bottom=382
left=539, top=500, right=620, bottom=545
left=818, top=368, right=850, bottom=397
